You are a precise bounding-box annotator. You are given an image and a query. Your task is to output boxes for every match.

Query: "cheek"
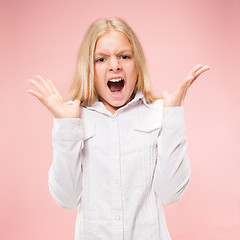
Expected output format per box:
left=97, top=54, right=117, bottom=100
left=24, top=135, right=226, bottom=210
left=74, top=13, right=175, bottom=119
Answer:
left=94, top=64, right=106, bottom=78
left=94, top=69, right=101, bottom=88
left=130, top=61, right=137, bottom=75
left=94, top=66, right=100, bottom=79
left=128, top=63, right=138, bottom=82
left=94, top=66, right=107, bottom=93
left=123, top=61, right=136, bottom=74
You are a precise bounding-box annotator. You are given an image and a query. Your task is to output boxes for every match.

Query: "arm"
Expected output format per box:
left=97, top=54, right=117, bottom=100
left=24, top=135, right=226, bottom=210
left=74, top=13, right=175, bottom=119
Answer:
left=153, top=107, right=190, bottom=204
left=153, top=64, right=210, bottom=204
left=28, top=75, right=82, bottom=209
left=49, top=118, right=84, bottom=210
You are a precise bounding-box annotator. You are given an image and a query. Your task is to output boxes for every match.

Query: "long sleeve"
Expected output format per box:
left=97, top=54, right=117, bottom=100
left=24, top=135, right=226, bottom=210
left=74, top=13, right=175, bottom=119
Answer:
left=48, top=118, right=84, bottom=210
left=153, top=107, right=190, bottom=205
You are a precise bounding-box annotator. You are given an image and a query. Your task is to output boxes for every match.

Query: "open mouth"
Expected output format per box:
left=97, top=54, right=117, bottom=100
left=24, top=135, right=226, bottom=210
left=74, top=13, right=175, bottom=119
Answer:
left=107, top=78, right=124, bottom=93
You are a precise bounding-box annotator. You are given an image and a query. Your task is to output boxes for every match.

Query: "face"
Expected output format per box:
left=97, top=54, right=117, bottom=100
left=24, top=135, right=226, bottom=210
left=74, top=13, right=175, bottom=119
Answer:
left=94, top=30, right=138, bottom=114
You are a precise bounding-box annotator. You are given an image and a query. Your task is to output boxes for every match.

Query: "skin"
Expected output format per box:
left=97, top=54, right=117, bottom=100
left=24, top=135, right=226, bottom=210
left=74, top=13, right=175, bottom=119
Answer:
left=163, top=63, right=210, bottom=108
left=94, top=30, right=138, bottom=114
left=27, top=31, right=210, bottom=117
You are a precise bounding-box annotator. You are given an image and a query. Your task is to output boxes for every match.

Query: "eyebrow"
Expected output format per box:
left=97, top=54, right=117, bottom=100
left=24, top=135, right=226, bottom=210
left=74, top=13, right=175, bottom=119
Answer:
left=94, top=49, right=133, bottom=56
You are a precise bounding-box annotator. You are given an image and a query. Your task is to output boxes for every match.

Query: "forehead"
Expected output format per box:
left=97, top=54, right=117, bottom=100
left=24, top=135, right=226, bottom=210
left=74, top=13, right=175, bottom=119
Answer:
left=95, top=30, right=132, bottom=54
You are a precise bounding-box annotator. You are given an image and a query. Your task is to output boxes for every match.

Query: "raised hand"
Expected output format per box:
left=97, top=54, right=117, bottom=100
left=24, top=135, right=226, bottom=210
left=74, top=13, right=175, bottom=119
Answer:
left=162, top=64, right=210, bottom=108
left=28, top=75, right=80, bottom=118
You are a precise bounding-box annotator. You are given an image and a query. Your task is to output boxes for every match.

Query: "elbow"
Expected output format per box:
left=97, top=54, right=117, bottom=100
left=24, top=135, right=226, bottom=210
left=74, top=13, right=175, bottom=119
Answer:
left=159, top=179, right=190, bottom=205
left=154, top=154, right=191, bottom=204
left=48, top=179, right=81, bottom=210
left=161, top=196, right=180, bottom=205
left=153, top=170, right=190, bottom=205
left=154, top=187, right=182, bottom=205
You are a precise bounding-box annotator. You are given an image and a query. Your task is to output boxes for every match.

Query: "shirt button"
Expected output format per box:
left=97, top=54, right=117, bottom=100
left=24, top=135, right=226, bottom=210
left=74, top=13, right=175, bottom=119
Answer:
left=115, top=215, right=120, bottom=221
left=113, top=179, right=118, bottom=184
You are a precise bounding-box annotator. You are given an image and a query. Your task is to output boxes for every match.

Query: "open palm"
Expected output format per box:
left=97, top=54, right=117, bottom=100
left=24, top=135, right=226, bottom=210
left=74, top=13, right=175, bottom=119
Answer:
left=163, top=64, right=210, bottom=108
left=28, top=75, right=80, bottom=118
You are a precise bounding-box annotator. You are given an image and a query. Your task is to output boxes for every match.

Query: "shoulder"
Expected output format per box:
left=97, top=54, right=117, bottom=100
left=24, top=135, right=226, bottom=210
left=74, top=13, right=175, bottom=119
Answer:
left=145, top=98, right=164, bottom=111
left=138, top=97, right=163, bottom=124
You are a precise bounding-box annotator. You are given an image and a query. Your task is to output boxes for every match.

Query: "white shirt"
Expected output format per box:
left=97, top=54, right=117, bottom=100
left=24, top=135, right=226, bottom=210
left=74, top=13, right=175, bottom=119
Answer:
left=49, top=92, right=190, bottom=240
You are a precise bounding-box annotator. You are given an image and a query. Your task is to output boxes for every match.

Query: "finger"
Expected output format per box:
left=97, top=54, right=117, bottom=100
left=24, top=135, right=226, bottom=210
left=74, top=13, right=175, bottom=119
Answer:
left=181, top=75, right=194, bottom=101
left=27, top=89, right=44, bottom=102
left=35, top=75, right=53, bottom=94
left=162, top=91, right=169, bottom=99
left=176, top=75, right=194, bottom=105
left=177, top=75, right=193, bottom=93
left=186, top=64, right=203, bottom=78
left=46, top=79, right=55, bottom=94
left=189, top=65, right=210, bottom=86
left=47, top=79, right=61, bottom=97
left=73, top=99, right=80, bottom=106
left=28, top=78, right=50, bottom=97
left=72, top=99, right=81, bottom=110
left=183, top=65, right=210, bottom=101
left=181, top=65, right=210, bottom=105
left=193, top=65, right=210, bottom=79
left=183, top=76, right=194, bottom=98
left=185, top=66, right=210, bottom=87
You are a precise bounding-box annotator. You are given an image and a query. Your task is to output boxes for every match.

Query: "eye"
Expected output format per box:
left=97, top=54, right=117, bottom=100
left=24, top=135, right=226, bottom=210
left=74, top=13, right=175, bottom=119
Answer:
left=120, top=55, right=131, bottom=60
left=96, top=57, right=105, bottom=63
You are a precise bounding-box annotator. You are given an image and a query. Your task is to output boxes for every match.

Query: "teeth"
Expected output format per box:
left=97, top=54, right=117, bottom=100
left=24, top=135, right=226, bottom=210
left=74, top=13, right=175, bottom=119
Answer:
left=109, top=78, right=122, bottom=82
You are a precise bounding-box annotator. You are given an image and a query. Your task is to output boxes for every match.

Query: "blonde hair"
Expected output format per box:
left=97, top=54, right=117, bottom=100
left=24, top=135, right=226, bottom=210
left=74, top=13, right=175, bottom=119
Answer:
left=68, top=17, right=156, bottom=106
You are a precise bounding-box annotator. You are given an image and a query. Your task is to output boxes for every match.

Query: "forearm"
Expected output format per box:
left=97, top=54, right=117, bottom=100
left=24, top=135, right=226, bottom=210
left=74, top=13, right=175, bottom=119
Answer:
left=153, top=107, right=190, bottom=204
left=48, top=118, right=84, bottom=210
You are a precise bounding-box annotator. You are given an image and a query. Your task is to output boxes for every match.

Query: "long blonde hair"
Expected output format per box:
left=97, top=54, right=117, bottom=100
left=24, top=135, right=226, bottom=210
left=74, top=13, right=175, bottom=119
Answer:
left=68, top=17, right=156, bottom=105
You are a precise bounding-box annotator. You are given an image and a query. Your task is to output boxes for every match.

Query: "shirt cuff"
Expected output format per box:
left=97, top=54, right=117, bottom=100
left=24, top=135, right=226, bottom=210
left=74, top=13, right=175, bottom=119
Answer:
left=52, top=118, right=83, bottom=141
left=162, top=107, right=185, bottom=128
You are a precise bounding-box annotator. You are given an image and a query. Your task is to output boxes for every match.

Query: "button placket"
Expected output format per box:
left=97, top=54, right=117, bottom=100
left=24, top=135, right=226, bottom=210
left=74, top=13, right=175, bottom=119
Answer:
left=109, top=117, right=124, bottom=234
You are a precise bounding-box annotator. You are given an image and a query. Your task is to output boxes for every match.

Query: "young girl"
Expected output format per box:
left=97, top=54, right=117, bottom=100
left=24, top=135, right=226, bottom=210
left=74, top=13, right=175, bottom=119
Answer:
left=28, top=18, right=209, bottom=240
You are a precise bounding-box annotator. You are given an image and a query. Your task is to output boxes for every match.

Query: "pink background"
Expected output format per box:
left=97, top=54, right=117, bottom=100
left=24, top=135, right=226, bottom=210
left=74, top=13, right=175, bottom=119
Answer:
left=1, top=0, right=240, bottom=239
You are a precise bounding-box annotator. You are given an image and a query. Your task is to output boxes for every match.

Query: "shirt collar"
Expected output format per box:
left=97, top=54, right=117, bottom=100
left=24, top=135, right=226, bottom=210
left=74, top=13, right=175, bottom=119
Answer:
left=85, top=91, right=149, bottom=116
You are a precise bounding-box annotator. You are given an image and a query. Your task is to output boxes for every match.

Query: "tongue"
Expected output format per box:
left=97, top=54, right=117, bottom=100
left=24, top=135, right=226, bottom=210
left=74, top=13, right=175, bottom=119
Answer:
left=108, top=81, right=122, bottom=92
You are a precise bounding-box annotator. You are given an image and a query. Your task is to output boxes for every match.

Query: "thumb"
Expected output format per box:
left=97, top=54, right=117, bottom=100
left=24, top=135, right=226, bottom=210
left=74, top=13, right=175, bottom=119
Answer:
left=73, top=99, right=80, bottom=106
left=162, top=91, right=169, bottom=99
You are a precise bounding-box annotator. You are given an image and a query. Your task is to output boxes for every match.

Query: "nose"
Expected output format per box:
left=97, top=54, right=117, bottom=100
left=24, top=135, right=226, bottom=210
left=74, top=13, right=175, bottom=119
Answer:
left=109, top=57, right=121, bottom=72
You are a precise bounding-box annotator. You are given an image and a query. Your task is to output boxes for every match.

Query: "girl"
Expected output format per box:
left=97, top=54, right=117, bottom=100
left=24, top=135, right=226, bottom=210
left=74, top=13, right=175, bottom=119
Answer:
left=28, top=18, right=210, bottom=240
